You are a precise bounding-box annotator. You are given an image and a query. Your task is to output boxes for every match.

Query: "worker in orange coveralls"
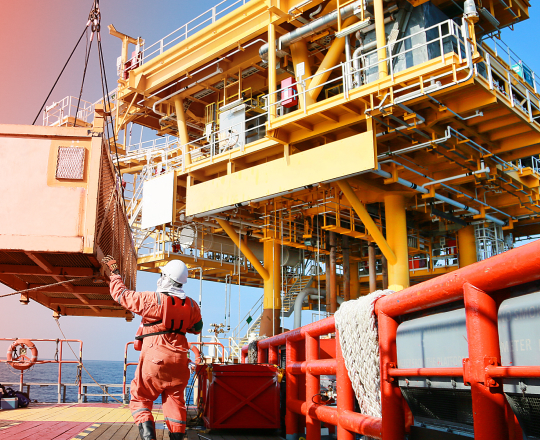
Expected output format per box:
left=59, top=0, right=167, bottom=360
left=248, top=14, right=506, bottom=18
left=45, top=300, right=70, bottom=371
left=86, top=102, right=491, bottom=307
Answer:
left=102, top=256, right=203, bottom=440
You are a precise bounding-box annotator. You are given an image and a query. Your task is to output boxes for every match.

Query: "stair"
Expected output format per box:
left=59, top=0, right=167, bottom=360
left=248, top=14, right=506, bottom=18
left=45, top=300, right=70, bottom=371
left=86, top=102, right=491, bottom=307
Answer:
left=282, top=275, right=314, bottom=317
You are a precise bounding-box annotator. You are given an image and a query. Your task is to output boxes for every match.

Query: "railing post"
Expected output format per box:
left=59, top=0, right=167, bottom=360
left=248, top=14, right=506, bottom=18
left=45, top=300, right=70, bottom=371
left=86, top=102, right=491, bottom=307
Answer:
left=286, top=338, right=300, bottom=440
left=463, top=282, right=509, bottom=440
left=378, top=310, right=406, bottom=439
left=336, top=331, right=354, bottom=440
left=306, top=333, right=321, bottom=440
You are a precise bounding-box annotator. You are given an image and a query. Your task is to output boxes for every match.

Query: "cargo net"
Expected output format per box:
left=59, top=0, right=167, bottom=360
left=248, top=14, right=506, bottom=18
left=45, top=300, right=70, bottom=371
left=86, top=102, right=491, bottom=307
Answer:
left=95, top=140, right=137, bottom=290
left=334, top=290, right=393, bottom=420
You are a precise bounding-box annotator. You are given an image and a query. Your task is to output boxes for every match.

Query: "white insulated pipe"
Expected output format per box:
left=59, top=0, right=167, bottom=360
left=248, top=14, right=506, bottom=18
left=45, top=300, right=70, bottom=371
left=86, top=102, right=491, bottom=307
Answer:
left=293, top=287, right=342, bottom=328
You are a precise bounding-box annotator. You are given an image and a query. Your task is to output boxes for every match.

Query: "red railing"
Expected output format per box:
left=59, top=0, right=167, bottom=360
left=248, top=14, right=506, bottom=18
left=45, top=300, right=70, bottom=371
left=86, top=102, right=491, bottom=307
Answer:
left=242, top=239, right=540, bottom=440
left=0, top=338, right=83, bottom=402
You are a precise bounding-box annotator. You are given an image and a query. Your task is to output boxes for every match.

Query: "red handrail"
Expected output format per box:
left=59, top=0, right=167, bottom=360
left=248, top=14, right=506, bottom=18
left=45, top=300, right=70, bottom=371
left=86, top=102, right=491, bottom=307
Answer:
left=0, top=338, right=83, bottom=401
left=242, top=239, right=540, bottom=440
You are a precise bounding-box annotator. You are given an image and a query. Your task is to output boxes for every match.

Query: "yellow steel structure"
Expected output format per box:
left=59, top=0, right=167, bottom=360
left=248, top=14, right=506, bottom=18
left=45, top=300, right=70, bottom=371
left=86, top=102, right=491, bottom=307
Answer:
left=107, top=0, right=540, bottom=335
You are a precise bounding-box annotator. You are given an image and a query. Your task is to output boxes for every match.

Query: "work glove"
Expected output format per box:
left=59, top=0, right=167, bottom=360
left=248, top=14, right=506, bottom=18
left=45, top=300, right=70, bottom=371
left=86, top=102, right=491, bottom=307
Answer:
left=102, top=255, right=120, bottom=275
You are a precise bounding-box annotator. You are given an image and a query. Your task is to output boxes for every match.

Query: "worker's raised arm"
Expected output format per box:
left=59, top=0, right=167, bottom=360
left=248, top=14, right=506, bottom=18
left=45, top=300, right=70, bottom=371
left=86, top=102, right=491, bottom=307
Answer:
left=102, top=256, right=161, bottom=320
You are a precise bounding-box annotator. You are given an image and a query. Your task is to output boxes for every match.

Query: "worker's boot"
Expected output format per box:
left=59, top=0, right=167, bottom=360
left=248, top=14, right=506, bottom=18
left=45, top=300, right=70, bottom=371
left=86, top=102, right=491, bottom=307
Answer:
left=138, top=421, right=156, bottom=440
left=168, top=432, right=186, bottom=440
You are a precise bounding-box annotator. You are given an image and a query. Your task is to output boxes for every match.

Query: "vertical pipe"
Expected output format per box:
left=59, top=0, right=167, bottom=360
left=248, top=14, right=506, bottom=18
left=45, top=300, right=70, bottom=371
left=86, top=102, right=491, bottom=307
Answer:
left=378, top=311, right=406, bottom=438
left=19, top=371, right=23, bottom=392
left=173, top=96, right=192, bottom=166
left=463, top=283, right=509, bottom=440
left=290, top=41, right=315, bottom=108
left=368, top=243, right=377, bottom=293
left=268, top=22, right=277, bottom=121
left=350, top=261, right=359, bottom=299
left=78, top=342, right=83, bottom=403
left=374, top=0, right=388, bottom=78
left=336, top=331, right=355, bottom=440
left=458, top=225, right=477, bottom=267
left=342, top=236, right=350, bottom=301
left=382, top=255, right=388, bottom=289
left=286, top=339, right=300, bottom=440
left=384, top=195, right=409, bottom=291
left=306, top=333, right=321, bottom=440
left=329, top=232, right=338, bottom=313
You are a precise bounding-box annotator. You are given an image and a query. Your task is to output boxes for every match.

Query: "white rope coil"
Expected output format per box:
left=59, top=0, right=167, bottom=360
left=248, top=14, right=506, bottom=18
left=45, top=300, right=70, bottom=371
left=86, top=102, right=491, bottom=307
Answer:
left=334, top=289, right=394, bottom=418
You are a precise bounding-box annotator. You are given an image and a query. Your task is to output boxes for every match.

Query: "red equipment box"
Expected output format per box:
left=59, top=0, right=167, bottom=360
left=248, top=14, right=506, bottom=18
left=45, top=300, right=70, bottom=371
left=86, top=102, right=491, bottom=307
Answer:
left=281, top=77, right=298, bottom=108
left=203, top=364, right=281, bottom=429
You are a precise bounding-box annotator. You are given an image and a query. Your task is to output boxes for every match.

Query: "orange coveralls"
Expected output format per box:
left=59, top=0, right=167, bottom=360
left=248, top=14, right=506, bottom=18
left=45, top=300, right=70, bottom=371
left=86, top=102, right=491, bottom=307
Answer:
left=110, top=275, right=202, bottom=433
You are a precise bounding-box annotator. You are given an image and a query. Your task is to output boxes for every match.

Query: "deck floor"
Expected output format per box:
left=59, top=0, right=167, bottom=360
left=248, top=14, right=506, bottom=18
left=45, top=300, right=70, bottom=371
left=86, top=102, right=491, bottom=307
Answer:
left=0, top=403, right=282, bottom=440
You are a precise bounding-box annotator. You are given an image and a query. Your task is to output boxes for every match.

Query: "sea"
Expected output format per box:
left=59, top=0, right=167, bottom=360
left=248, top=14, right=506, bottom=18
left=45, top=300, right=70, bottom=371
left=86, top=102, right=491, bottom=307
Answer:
left=0, top=360, right=196, bottom=405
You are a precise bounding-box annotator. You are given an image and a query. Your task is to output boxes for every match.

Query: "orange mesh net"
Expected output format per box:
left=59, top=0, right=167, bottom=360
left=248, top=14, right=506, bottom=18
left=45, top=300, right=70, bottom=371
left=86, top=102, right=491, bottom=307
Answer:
left=95, top=140, right=137, bottom=290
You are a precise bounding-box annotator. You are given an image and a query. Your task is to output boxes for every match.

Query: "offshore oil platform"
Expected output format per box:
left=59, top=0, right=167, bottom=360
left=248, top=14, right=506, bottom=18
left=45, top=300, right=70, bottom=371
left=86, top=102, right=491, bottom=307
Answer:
left=2, top=0, right=540, bottom=438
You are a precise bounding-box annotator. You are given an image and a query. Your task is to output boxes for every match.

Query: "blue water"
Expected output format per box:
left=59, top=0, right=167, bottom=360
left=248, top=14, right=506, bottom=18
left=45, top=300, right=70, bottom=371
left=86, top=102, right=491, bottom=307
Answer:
left=0, top=360, right=196, bottom=405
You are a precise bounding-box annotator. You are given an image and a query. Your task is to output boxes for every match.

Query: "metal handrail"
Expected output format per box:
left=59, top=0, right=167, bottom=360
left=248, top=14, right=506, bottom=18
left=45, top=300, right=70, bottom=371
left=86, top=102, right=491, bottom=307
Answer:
left=140, top=0, right=247, bottom=65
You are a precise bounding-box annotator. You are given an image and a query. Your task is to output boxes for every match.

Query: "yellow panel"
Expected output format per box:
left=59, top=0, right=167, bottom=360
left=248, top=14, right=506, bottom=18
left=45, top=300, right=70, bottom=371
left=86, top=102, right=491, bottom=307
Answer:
left=186, top=131, right=376, bottom=216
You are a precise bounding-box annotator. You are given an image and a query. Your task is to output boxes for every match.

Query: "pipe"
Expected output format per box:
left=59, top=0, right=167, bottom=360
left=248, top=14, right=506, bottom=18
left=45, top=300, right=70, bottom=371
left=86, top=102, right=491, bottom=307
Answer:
left=422, top=167, right=490, bottom=187
left=373, top=167, right=506, bottom=226
left=329, top=232, right=337, bottom=314
left=368, top=242, right=376, bottom=293
left=260, top=0, right=365, bottom=60
left=294, top=287, right=325, bottom=329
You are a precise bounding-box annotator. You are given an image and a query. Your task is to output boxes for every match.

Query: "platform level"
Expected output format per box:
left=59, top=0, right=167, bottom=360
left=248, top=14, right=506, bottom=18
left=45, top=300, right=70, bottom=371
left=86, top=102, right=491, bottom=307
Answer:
left=0, top=403, right=282, bottom=440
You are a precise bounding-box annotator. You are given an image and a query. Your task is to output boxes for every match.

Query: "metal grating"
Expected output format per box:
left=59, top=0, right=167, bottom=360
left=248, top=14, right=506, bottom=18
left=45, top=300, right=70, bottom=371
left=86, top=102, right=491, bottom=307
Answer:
left=0, top=251, right=35, bottom=265
left=506, top=393, right=540, bottom=438
left=401, top=387, right=474, bottom=427
left=56, top=147, right=85, bottom=180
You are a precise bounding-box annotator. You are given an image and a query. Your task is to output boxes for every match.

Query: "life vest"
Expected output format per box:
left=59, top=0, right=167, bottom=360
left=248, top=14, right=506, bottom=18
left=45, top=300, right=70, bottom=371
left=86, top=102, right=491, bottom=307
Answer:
left=134, top=294, right=193, bottom=351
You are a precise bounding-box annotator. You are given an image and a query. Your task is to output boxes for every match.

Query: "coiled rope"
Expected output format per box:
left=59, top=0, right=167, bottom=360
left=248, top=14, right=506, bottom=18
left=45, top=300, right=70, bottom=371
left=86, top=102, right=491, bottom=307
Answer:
left=334, top=289, right=394, bottom=418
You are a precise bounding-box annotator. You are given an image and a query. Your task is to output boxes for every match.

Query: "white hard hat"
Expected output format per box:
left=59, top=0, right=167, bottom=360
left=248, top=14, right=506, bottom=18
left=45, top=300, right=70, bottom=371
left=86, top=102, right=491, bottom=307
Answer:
left=160, top=260, right=188, bottom=285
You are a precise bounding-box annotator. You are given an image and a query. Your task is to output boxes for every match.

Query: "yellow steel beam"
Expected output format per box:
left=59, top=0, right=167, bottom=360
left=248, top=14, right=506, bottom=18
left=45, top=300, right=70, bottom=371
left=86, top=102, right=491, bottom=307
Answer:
left=337, top=180, right=397, bottom=265
left=216, top=218, right=269, bottom=280
left=308, top=15, right=358, bottom=101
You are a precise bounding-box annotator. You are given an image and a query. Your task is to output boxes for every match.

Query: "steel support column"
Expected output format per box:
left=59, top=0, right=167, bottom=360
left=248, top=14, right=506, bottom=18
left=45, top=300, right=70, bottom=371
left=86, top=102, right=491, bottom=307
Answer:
left=384, top=194, right=409, bottom=291
left=458, top=225, right=477, bottom=267
left=463, top=283, right=509, bottom=440
left=260, top=239, right=281, bottom=336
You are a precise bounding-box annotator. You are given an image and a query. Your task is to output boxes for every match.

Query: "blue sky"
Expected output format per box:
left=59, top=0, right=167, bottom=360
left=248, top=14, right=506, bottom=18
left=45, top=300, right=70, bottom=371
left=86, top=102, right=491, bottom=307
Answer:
left=1, top=1, right=540, bottom=361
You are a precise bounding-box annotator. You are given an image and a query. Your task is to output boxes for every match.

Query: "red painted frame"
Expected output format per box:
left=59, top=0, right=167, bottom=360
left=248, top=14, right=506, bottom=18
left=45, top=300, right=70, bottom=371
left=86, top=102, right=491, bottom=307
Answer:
left=242, top=239, right=540, bottom=440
